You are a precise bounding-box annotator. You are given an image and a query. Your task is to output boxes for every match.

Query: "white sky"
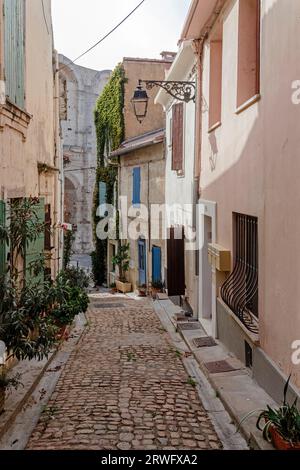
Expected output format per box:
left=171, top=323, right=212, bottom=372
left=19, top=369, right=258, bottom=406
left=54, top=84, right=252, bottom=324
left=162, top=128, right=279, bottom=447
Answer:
left=52, top=0, right=192, bottom=71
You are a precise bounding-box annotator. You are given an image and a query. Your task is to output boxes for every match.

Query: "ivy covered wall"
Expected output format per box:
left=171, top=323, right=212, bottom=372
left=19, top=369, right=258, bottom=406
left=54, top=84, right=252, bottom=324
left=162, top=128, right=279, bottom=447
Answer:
left=92, top=64, right=125, bottom=285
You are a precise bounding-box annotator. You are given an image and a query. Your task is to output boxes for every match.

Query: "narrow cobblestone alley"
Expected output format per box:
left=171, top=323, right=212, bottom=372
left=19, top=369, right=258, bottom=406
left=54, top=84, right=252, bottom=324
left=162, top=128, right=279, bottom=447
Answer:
left=27, top=295, right=222, bottom=450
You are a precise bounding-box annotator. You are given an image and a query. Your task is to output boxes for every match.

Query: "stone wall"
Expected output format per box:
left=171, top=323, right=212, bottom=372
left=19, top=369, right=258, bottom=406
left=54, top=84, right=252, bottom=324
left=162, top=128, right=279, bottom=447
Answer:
left=59, top=55, right=111, bottom=254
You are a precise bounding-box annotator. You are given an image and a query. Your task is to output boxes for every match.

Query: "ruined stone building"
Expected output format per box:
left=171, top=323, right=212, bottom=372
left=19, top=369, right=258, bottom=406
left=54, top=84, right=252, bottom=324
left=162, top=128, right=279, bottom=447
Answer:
left=59, top=55, right=111, bottom=255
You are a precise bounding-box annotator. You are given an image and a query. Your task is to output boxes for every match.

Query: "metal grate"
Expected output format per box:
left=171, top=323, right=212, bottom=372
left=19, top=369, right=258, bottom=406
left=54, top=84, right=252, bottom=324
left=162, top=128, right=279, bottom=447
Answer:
left=192, top=337, right=217, bottom=348
left=204, top=360, right=237, bottom=374
left=221, top=213, right=259, bottom=334
left=177, top=322, right=202, bottom=331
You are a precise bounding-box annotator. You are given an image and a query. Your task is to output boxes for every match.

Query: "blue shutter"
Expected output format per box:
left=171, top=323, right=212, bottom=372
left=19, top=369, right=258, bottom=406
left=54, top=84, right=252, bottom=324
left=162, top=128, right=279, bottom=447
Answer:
left=99, top=182, right=107, bottom=206
left=0, top=201, right=6, bottom=276
left=99, top=182, right=107, bottom=217
left=152, top=246, right=162, bottom=283
left=4, top=0, right=25, bottom=108
left=132, top=167, right=141, bottom=206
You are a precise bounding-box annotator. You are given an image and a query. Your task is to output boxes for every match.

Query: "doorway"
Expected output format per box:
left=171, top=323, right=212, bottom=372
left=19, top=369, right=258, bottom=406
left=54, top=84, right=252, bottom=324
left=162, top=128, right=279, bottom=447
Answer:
left=138, top=238, right=147, bottom=285
left=198, top=200, right=217, bottom=337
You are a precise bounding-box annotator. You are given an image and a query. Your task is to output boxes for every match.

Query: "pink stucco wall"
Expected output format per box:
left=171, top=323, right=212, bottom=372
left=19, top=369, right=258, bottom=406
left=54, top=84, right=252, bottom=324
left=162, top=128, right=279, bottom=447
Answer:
left=199, top=0, right=300, bottom=387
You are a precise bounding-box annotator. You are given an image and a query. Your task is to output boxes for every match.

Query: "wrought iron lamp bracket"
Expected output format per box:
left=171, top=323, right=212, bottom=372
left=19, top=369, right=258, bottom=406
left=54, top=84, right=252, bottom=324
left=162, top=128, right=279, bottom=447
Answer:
left=139, top=79, right=196, bottom=104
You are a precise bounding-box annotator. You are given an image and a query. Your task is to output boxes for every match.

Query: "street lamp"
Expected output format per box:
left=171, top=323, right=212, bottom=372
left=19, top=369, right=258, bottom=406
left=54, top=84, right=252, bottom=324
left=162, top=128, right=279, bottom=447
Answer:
left=131, top=81, right=149, bottom=124
left=131, top=79, right=196, bottom=123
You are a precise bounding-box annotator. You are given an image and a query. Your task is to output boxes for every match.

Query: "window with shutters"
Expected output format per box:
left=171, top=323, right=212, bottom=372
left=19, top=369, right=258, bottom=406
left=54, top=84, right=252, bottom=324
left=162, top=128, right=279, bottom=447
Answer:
left=209, top=24, right=223, bottom=130
left=4, top=0, right=25, bottom=109
left=132, top=167, right=141, bottom=206
left=171, top=103, right=184, bottom=173
left=236, top=0, right=260, bottom=109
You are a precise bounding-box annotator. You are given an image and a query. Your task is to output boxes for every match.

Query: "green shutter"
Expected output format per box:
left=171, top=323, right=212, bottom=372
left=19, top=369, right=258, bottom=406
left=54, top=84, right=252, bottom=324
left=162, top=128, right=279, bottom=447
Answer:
left=4, top=0, right=25, bottom=108
left=25, top=198, right=45, bottom=284
left=99, top=182, right=107, bottom=217
left=0, top=201, right=6, bottom=276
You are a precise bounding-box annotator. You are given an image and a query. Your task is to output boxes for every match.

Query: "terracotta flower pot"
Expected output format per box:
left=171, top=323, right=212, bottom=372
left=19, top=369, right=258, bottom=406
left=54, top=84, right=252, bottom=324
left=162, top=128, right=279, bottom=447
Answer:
left=0, top=387, right=5, bottom=415
left=269, top=425, right=300, bottom=450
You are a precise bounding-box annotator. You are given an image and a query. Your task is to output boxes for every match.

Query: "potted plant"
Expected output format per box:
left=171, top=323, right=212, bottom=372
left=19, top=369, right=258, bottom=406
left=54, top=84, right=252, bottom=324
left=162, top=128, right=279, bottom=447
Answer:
left=112, top=243, right=132, bottom=294
left=110, top=283, right=117, bottom=294
left=151, top=280, right=164, bottom=299
left=239, top=375, right=300, bottom=450
left=137, top=284, right=147, bottom=297
left=0, top=366, right=22, bottom=415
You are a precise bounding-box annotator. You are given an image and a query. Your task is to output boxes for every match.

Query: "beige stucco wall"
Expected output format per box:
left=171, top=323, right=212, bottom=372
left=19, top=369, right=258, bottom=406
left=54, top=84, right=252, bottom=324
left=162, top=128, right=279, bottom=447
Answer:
left=123, top=58, right=171, bottom=140
left=0, top=0, right=62, bottom=276
left=119, top=144, right=165, bottom=291
left=199, top=0, right=300, bottom=387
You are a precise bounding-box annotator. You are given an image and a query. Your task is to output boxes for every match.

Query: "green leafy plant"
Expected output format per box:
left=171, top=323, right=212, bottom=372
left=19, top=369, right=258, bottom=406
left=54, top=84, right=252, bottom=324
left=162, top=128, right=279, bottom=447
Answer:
left=63, top=230, right=75, bottom=269
left=0, top=366, right=23, bottom=392
left=61, top=266, right=91, bottom=290
left=187, top=377, right=197, bottom=388
left=49, top=273, right=89, bottom=327
left=112, top=243, right=130, bottom=282
left=239, top=375, right=300, bottom=446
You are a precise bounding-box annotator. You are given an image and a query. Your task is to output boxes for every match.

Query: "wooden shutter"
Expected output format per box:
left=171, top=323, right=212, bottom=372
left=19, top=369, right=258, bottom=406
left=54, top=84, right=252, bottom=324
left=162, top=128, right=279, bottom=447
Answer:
left=4, top=0, right=25, bottom=108
left=167, top=226, right=185, bottom=296
left=132, top=167, right=141, bottom=205
left=172, top=103, right=184, bottom=171
left=0, top=201, right=6, bottom=276
left=152, top=246, right=162, bottom=283
left=25, top=198, right=45, bottom=284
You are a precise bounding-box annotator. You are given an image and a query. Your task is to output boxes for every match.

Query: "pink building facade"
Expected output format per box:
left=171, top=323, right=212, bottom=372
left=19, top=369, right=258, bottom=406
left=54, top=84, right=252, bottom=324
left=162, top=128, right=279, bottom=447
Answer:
left=181, top=0, right=300, bottom=400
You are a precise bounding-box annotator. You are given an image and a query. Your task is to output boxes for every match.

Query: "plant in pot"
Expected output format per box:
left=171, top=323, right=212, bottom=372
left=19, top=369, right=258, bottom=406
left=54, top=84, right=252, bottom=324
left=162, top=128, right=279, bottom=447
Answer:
left=112, top=243, right=132, bottom=294
left=239, top=375, right=300, bottom=450
left=137, top=284, right=147, bottom=297
left=151, top=280, right=164, bottom=299
left=0, top=365, right=23, bottom=415
left=110, top=283, right=117, bottom=294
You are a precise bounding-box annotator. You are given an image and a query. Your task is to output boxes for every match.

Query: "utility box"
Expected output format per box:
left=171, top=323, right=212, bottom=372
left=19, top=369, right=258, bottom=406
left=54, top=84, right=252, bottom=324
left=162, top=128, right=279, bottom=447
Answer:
left=208, top=243, right=231, bottom=272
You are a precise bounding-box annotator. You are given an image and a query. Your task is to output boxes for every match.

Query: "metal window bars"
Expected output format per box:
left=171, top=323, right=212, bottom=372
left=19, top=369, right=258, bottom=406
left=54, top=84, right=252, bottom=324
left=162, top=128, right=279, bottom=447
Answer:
left=221, top=214, right=259, bottom=334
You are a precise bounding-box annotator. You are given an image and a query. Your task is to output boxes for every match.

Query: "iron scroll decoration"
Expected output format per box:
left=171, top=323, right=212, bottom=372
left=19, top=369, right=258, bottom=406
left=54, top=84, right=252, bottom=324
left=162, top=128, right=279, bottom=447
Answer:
left=140, top=80, right=196, bottom=104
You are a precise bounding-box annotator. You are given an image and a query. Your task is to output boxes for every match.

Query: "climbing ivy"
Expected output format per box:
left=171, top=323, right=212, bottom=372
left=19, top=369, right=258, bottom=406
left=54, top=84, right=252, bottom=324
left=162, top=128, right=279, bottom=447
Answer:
left=92, top=64, right=125, bottom=285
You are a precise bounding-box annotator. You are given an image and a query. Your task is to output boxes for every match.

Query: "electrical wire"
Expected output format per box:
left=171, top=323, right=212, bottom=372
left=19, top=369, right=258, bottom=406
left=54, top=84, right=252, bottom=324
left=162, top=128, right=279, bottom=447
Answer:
left=58, top=0, right=146, bottom=72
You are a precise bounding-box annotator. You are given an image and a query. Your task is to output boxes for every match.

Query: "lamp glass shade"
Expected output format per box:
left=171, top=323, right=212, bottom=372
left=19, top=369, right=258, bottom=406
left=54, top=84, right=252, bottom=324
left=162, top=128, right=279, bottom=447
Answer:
left=131, top=85, right=149, bottom=123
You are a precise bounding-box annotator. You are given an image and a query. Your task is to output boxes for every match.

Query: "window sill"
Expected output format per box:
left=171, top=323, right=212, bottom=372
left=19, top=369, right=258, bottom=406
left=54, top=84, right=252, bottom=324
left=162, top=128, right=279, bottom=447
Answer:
left=208, top=121, right=222, bottom=133
left=235, top=94, right=261, bottom=115
left=0, top=99, right=31, bottom=141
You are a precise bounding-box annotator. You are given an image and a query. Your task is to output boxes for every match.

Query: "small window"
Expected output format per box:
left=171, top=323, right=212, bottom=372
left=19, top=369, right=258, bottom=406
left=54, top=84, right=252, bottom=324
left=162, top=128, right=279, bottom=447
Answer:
left=209, top=25, right=223, bottom=129
left=132, top=167, right=141, bottom=206
left=172, top=103, right=184, bottom=171
left=237, top=0, right=260, bottom=108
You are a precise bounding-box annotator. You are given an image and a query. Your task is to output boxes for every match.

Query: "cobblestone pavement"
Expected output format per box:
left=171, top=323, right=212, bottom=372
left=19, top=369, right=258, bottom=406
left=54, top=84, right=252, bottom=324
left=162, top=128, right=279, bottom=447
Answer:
left=27, top=295, right=222, bottom=450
